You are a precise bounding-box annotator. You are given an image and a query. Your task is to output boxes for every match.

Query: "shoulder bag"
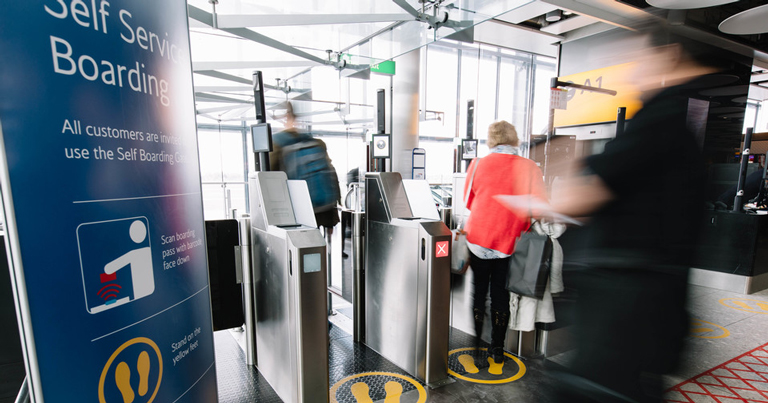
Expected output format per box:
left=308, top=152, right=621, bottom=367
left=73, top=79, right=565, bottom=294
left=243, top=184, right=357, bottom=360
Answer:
left=506, top=176, right=552, bottom=298
left=451, top=159, right=478, bottom=275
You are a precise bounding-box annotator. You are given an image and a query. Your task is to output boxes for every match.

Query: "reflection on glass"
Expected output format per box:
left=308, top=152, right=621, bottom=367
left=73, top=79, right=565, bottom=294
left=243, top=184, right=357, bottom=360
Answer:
left=425, top=46, right=459, bottom=138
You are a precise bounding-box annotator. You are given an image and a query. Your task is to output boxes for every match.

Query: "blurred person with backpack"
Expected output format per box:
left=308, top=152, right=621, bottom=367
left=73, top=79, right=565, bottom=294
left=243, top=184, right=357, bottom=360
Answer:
left=270, top=102, right=341, bottom=231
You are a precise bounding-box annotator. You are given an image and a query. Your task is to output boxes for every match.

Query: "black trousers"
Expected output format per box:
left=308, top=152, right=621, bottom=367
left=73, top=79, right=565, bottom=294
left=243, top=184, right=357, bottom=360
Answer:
left=559, top=267, right=688, bottom=403
left=470, top=252, right=511, bottom=314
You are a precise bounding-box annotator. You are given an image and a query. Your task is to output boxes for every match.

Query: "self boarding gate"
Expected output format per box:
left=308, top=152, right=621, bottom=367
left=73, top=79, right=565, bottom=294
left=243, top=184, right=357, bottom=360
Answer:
left=248, top=171, right=329, bottom=403
left=364, top=172, right=452, bottom=386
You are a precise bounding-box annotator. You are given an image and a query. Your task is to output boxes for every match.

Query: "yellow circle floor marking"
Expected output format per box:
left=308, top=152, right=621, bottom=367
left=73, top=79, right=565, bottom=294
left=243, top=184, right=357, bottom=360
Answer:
left=719, top=298, right=768, bottom=315
left=330, top=371, right=427, bottom=403
left=447, top=347, right=526, bottom=384
left=99, top=337, right=162, bottom=403
left=690, top=318, right=730, bottom=339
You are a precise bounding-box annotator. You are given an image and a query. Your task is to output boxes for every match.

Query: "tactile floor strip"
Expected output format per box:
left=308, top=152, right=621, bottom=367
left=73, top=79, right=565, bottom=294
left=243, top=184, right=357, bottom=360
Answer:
left=665, top=342, right=768, bottom=403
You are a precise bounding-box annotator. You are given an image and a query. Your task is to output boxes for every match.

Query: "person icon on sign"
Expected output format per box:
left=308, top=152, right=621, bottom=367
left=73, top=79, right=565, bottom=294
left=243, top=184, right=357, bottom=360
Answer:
left=104, top=220, right=155, bottom=301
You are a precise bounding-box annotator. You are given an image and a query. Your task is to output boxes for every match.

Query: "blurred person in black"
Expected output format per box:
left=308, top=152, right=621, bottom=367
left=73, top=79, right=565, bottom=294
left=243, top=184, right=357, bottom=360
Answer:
left=547, top=21, right=725, bottom=403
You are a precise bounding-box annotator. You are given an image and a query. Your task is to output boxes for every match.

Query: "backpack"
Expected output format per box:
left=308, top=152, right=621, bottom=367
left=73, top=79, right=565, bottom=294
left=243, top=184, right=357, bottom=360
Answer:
left=275, top=132, right=341, bottom=213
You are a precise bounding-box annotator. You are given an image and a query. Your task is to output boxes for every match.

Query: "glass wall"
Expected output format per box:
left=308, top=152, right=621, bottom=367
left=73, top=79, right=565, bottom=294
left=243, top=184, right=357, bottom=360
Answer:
left=197, top=124, right=250, bottom=220
left=418, top=40, right=556, bottom=183
left=744, top=101, right=768, bottom=134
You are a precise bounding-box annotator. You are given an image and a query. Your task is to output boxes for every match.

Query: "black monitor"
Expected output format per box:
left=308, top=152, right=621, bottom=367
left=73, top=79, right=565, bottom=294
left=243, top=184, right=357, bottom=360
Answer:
left=251, top=123, right=273, bottom=153
left=461, top=139, right=478, bottom=160
left=253, top=71, right=266, bottom=123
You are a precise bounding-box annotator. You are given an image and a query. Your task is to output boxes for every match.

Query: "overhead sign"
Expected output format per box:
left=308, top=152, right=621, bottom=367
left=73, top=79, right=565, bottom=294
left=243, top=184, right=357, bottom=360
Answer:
left=371, top=60, right=396, bottom=76
left=0, top=2, right=217, bottom=402
left=340, top=53, right=396, bottom=76
left=553, top=62, right=643, bottom=127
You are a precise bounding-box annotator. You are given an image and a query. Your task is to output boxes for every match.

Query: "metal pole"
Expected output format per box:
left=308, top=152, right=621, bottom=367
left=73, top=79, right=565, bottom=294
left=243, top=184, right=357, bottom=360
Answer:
left=238, top=214, right=257, bottom=366
left=259, top=152, right=270, bottom=172
left=326, top=227, right=334, bottom=316
left=352, top=211, right=366, bottom=343
left=615, top=107, right=626, bottom=138
left=734, top=127, right=754, bottom=212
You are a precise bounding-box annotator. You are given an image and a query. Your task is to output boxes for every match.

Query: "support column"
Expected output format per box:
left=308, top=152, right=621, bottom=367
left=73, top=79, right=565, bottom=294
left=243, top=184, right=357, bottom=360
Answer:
left=391, top=49, right=421, bottom=177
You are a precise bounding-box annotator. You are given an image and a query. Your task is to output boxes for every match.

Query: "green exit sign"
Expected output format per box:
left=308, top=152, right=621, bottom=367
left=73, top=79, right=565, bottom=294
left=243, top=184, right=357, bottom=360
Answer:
left=371, top=60, right=396, bottom=75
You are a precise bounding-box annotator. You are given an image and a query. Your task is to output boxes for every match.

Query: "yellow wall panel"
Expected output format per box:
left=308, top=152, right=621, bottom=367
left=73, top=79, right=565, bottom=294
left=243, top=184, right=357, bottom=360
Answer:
left=554, top=62, right=644, bottom=127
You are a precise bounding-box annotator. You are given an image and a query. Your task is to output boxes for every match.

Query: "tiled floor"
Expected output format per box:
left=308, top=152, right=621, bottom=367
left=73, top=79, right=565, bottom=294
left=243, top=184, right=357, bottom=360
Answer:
left=2, top=283, right=766, bottom=402
left=213, top=283, right=768, bottom=403
left=661, top=286, right=768, bottom=402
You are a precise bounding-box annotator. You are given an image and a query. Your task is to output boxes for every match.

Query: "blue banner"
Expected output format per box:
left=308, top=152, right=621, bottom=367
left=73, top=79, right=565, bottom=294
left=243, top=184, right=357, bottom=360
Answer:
left=0, top=1, right=217, bottom=402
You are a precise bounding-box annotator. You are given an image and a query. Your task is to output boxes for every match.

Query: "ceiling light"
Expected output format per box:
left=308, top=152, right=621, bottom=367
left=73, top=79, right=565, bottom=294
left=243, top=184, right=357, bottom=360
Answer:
left=699, top=85, right=749, bottom=97
left=719, top=4, right=768, bottom=35
left=646, top=0, right=737, bottom=9
left=545, top=10, right=562, bottom=23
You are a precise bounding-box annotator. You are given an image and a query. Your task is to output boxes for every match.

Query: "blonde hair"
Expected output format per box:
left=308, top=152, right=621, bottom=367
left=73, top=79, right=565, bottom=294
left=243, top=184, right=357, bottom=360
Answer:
left=487, top=120, right=519, bottom=149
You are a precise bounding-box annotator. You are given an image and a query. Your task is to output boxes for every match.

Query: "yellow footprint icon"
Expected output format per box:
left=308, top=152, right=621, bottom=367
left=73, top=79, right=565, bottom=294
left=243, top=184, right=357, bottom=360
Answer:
left=458, top=354, right=480, bottom=374
left=350, top=380, right=404, bottom=403
left=487, top=357, right=504, bottom=375
left=99, top=337, right=163, bottom=403
left=350, top=382, right=374, bottom=403
left=137, top=351, right=150, bottom=397
left=383, top=381, right=403, bottom=403
left=115, top=361, right=134, bottom=403
left=114, top=352, right=153, bottom=403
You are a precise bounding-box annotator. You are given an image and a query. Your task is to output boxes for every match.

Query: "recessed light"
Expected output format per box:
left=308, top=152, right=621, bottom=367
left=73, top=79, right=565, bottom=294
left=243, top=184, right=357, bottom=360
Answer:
left=646, top=0, right=738, bottom=10
left=545, top=10, right=562, bottom=22
left=719, top=4, right=768, bottom=35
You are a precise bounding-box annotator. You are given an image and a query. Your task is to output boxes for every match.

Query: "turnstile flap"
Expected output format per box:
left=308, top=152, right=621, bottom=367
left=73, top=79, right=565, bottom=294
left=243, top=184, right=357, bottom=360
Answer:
left=452, top=173, right=469, bottom=227
left=249, top=171, right=318, bottom=231
left=402, top=179, right=440, bottom=220
left=286, top=229, right=326, bottom=249
left=418, top=220, right=452, bottom=238
left=365, top=172, right=413, bottom=223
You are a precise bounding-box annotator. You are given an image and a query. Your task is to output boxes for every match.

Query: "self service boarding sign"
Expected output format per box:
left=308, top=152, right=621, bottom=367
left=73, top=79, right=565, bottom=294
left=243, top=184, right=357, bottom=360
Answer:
left=0, top=2, right=217, bottom=402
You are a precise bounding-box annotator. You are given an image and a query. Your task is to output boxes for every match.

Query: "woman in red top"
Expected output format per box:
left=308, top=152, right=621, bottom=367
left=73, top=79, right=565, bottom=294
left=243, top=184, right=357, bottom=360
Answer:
left=464, top=120, right=546, bottom=363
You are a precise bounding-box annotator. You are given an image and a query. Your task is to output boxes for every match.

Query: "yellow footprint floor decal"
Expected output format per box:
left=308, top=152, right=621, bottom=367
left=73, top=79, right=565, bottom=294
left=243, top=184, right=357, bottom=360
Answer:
left=458, top=354, right=480, bottom=374
left=349, top=380, right=405, bottom=403
left=350, top=382, right=374, bottom=403
left=487, top=357, right=504, bottom=375
left=383, top=381, right=403, bottom=403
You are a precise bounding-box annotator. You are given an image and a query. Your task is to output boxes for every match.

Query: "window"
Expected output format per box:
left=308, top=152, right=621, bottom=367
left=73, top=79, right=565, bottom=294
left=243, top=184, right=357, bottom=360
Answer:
left=197, top=126, right=249, bottom=220
left=419, top=40, right=556, bottom=180
left=423, top=46, right=459, bottom=138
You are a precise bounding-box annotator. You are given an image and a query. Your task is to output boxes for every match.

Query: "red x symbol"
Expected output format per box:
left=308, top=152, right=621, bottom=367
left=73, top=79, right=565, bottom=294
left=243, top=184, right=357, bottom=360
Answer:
left=436, top=241, right=449, bottom=258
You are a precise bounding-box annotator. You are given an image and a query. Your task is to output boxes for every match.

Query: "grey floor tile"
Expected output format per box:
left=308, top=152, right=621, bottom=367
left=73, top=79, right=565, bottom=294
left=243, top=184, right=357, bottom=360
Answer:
left=687, top=290, right=761, bottom=328
left=688, top=285, right=722, bottom=300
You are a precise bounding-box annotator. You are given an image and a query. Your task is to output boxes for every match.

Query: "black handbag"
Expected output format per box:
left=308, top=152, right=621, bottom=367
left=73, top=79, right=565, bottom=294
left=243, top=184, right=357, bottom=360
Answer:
left=452, top=158, right=479, bottom=274
left=506, top=225, right=552, bottom=299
